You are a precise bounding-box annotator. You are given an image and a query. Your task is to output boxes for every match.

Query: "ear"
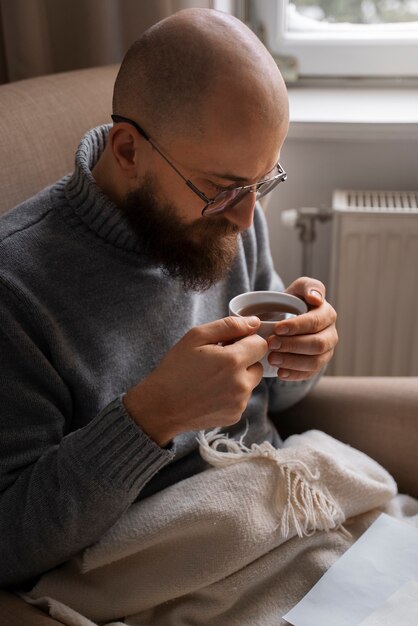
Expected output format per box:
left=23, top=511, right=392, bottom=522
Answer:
left=109, top=125, right=140, bottom=178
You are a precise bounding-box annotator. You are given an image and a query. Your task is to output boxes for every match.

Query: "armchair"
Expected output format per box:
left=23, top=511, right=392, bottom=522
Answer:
left=0, top=66, right=416, bottom=626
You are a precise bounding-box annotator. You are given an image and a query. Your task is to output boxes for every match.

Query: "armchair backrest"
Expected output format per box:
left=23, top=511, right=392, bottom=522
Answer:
left=0, top=64, right=119, bottom=216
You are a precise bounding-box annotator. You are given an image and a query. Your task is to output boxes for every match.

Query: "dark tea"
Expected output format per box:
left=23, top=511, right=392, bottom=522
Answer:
left=237, top=301, right=301, bottom=321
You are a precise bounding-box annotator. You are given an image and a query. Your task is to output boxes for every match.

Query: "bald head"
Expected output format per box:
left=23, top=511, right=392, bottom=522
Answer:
left=113, top=8, right=288, bottom=144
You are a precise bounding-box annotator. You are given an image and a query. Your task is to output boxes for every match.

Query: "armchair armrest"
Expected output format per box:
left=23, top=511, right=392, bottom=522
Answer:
left=271, top=376, right=418, bottom=499
left=0, top=590, right=62, bottom=626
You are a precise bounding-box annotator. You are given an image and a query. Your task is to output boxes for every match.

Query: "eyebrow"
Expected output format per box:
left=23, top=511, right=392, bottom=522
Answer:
left=206, top=162, right=279, bottom=185
left=205, top=171, right=249, bottom=184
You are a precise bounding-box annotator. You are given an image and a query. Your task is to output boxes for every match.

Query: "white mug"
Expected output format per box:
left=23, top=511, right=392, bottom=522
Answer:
left=228, top=290, right=308, bottom=377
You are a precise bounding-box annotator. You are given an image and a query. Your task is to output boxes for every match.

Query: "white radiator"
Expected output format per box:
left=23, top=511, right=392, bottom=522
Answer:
left=329, top=189, right=418, bottom=376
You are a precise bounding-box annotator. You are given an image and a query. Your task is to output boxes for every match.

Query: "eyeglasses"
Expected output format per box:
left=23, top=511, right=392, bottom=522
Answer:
left=111, top=114, right=287, bottom=216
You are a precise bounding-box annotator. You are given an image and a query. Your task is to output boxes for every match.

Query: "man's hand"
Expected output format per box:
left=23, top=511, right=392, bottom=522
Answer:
left=123, top=316, right=267, bottom=446
left=267, top=277, right=338, bottom=381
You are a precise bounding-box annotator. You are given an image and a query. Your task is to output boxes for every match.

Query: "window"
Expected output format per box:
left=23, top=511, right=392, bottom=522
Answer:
left=254, top=0, right=418, bottom=78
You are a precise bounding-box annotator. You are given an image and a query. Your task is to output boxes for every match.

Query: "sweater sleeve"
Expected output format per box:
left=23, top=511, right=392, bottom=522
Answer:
left=0, top=281, right=174, bottom=588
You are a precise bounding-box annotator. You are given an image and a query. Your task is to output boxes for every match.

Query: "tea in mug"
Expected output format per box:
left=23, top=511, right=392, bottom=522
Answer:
left=237, top=301, right=301, bottom=322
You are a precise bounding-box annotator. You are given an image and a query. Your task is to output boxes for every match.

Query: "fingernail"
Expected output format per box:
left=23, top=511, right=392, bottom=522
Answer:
left=276, top=325, right=289, bottom=335
left=278, top=370, right=290, bottom=379
left=309, top=289, right=323, bottom=301
left=270, top=355, right=283, bottom=366
left=268, top=338, right=281, bottom=350
left=246, top=316, right=260, bottom=327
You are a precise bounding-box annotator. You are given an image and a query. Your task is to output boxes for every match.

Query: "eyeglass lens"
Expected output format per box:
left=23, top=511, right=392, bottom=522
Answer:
left=203, top=177, right=283, bottom=216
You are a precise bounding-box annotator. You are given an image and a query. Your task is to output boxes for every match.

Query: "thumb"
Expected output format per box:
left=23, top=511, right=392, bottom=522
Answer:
left=195, top=315, right=261, bottom=346
left=286, top=277, right=325, bottom=308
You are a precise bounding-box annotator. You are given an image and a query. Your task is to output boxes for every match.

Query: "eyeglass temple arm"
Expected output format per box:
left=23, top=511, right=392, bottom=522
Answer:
left=150, top=147, right=209, bottom=203
left=111, top=114, right=150, bottom=141
left=111, top=114, right=209, bottom=201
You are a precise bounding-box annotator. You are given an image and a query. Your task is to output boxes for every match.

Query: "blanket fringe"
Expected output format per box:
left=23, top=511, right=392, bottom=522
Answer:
left=197, top=429, right=347, bottom=539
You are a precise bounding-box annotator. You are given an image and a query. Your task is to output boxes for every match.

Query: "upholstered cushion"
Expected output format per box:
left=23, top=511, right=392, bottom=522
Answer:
left=0, top=590, right=61, bottom=625
left=0, top=64, right=118, bottom=215
left=275, top=376, right=418, bottom=499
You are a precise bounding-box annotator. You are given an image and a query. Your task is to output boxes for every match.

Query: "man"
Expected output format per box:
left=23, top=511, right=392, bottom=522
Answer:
left=0, top=8, right=337, bottom=588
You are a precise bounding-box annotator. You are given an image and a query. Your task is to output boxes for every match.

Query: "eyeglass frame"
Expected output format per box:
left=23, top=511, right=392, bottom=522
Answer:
left=111, top=114, right=287, bottom=216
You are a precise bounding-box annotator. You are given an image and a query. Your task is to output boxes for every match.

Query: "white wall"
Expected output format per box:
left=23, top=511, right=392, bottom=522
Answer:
left=265, top=132, right=418, bottom=293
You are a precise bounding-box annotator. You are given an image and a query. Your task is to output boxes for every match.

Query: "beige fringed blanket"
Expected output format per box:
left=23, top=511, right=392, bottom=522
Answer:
left=23, top=430, right=418, bottom=626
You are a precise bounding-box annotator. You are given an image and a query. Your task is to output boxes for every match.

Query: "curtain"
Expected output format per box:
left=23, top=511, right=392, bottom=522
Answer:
left=0, top=0, right=213, bottom=84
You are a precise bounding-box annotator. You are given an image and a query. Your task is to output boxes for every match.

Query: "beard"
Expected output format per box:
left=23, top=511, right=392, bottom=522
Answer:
left=119, top=176, right=240, bottom=291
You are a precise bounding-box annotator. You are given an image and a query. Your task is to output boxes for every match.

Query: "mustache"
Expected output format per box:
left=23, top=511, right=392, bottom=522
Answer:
left=191, top=214, right=239, bottom=237
left=208, top=216, right=239, bottom=234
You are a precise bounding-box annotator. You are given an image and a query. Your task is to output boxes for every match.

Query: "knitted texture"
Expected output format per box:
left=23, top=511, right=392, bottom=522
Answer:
left=0, top=125, right=316, bottom=587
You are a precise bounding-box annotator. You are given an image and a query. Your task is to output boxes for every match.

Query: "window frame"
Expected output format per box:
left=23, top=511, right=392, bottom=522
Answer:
left=257, top=0, right=418, bottom=78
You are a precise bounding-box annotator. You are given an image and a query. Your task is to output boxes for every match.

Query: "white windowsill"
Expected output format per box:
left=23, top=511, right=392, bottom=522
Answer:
left=287, top=87, right=418, bottom=141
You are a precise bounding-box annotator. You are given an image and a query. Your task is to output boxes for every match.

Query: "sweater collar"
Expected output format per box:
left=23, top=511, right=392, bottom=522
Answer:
left=64, top=124, right=142, bottom=252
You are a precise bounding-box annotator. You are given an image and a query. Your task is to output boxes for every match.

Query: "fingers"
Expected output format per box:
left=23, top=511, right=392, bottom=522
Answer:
left=268, top=325, right=336, bottom=380
left=187, top=316, right=267, bottom=371
left=188, top=315, right=267, bottom=370
left=268, top=346, right=335, bottom=381
left=246, top=361, right=265, bottom=387
left=267, top=279, right=338, bottom=380
left=189, top=315, right=261, bottom=346
left=273, top=299, right=337, bottom=337
left=285, top=276, right=326, bottom=308
left=269, top=323, right=338, bottom=355
left=225, top=331, right=268, bottom=367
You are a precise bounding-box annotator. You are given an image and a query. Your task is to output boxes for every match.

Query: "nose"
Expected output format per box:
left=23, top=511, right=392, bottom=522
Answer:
left=224, top=190, right=257, bottom=231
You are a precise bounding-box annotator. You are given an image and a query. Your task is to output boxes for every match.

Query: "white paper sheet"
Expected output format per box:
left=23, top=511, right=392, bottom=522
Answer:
left=283, top=514, right=418, bottom=626
left=357, top=581, right=418, bottom=625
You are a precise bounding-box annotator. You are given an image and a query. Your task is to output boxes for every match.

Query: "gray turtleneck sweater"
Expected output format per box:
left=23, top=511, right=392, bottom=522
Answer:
left=0, top=125, right=317, bottom=588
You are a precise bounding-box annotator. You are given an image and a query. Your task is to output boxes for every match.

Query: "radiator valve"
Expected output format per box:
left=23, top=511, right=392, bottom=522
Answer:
left=281, top=206, right=333, bottom=275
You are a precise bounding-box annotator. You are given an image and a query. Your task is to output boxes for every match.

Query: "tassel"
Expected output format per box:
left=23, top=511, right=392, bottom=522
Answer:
left=197, top=429, right=348, bottom=539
